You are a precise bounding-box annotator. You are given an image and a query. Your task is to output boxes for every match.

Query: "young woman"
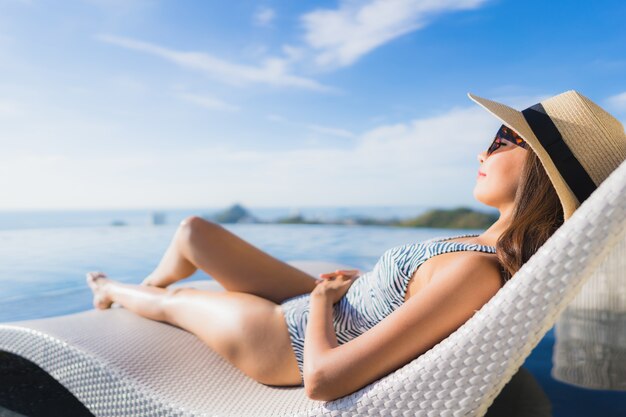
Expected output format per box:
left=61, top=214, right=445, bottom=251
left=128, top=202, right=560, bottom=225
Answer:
left=86, top=90, right=626, bottom=401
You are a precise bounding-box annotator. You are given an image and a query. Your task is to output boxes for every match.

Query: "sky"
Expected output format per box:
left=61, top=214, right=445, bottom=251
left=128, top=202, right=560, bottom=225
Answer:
left=0, top=0, right=625, bottom=211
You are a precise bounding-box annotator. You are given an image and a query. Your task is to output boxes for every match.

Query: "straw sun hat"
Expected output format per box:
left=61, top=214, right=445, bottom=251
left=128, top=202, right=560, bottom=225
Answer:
left=467, top=90, right=626, bottom=221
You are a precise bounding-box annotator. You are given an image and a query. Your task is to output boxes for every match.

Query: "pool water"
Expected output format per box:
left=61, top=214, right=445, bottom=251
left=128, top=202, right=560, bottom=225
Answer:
left=0, top=223, right=624, bottom=416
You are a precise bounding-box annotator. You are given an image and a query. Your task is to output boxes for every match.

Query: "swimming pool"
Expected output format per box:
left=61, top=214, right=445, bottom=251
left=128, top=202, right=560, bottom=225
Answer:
left=0, top=223, right=624, bottom=416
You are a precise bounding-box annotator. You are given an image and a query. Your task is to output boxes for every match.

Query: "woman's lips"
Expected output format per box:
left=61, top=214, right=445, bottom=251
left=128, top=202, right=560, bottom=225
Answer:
left=478, top=170, right=486, bottom=178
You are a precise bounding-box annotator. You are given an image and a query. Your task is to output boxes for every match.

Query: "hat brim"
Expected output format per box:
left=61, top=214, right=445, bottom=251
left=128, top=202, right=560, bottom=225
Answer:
left=467, top=92, right=579, bottom=220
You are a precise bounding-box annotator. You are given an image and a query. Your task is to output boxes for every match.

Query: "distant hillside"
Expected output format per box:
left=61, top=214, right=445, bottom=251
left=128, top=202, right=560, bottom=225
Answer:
left=275, top=214, right=317, bottom=224
left=394, top=206, right=498, bottom=229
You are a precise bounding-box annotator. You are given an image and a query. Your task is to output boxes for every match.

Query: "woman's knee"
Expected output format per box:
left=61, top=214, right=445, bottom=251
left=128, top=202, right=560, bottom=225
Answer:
left=180, top=215, right=209, bottom=230
left=178, top=216, right=220, bottom=241
left=172, top=218, right=214, bottom=266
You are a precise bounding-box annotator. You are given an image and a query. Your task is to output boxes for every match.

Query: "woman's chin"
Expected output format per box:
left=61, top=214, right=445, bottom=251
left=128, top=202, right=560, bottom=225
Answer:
left=472, top=189, right=492, bottom=208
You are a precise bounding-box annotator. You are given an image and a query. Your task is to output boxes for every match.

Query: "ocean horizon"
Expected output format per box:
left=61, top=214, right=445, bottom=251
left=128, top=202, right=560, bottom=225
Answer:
left=0, top=204, right=495, bottom=232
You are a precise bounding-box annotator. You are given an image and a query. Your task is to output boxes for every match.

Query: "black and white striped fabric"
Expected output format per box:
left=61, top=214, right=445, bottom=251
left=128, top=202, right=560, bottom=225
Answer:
left=279, top=233, right=497, bottom=379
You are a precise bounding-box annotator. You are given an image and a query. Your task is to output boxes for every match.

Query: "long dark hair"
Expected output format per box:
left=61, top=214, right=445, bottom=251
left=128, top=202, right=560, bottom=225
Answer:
left=496, top=149, right=564, bottom=284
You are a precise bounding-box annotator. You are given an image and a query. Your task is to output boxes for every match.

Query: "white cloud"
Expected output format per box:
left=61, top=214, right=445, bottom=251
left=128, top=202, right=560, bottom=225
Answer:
left=95, top=34, right=339, bottom=93
left=281, top=44, right=306, bottom=63
left=606, top=91, right=626, bottom=113
left=253, top=6, right=276, bottom=27
left=300, top=0, right=489, bottom=70
left=368, top=114, right=389, bottom=124
left=266, top=113, right=286, bottom=123
left=108, top=74, right=147, bottom=94
left=242, top=43, right=269, bottom=59
left=267, top=113, right=355, bottom=139
left=1, top=94, right=547, bottom=210
left=177, top=92, right=241, bottom=112
left=0, top=99, right=23, bottom=118
left=304, top=123, right=355, bottom=139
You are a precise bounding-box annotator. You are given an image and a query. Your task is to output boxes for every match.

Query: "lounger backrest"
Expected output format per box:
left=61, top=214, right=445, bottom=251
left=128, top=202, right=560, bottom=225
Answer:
left=314, top=157, right=626, bottom=417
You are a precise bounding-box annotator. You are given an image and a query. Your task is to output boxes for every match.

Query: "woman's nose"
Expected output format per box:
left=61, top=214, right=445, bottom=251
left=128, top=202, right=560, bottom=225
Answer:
left=477, top=150, right=486, bottom=163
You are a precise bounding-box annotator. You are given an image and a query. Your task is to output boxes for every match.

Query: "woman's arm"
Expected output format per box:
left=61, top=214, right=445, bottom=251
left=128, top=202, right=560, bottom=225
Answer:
left=303, top=255, right=503, bottom=402
left=302, top=292, right=338, bottom=399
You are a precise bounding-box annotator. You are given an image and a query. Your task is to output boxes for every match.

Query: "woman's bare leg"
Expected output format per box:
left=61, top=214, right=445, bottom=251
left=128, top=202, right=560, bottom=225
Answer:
left=140, top=217, right=199, bottom=288
left=141, top=216, right=319, bottom=304
left=86, top=272, right=303, bottom=386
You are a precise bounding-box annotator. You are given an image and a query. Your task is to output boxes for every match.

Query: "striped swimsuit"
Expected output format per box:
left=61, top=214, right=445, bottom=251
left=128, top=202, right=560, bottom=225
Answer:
left=279, top=233, right=497, bottom=379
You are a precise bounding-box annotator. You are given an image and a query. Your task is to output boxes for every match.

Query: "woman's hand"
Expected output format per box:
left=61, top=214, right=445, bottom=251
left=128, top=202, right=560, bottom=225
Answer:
left=312, top=269, right=361, bottom=304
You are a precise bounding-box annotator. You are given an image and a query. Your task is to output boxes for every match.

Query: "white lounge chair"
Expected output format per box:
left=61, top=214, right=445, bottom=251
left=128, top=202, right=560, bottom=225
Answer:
left=1, top=158, right=625, bottom=417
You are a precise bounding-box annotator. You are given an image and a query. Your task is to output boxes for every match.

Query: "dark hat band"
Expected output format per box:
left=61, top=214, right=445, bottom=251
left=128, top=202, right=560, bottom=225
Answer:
left=521, top=103, right=597, bottom=205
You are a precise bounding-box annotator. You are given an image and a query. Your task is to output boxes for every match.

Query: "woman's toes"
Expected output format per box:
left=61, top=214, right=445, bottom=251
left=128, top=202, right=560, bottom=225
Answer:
left=86, top=271, right=107, bottom=288
left=87, top=271, right=107, bottom=280
left=86, top=271, right=113, bottom=309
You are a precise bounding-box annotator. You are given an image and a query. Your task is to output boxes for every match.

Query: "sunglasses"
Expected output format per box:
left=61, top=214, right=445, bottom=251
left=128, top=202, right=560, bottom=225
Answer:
left=486, top=124, right=529, bottom=156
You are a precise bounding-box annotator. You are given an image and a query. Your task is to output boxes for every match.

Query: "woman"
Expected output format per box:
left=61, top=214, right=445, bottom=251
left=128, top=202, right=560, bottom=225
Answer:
left=86, top=90, right=626, bottom=402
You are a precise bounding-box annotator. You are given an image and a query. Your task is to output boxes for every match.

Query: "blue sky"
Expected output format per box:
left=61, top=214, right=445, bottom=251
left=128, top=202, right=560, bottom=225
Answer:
left=0, top=0, right=625, bottom=211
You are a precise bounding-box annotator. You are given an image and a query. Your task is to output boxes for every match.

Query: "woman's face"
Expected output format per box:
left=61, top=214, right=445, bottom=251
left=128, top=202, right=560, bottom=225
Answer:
left=473, top=133, right=529, bottom=209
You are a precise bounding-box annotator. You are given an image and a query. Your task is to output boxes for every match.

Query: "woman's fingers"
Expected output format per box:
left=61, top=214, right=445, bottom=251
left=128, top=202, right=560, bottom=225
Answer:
left=319, top=269, right=360, bottom=279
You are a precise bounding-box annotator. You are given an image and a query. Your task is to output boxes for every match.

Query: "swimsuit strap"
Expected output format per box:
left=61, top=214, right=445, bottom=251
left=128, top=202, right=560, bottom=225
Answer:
left=429, top=233, right=497, bottom=251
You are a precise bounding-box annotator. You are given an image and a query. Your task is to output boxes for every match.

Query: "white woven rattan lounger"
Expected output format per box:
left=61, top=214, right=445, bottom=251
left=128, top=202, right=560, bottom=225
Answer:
left=1, top=158, right=625, bottom=417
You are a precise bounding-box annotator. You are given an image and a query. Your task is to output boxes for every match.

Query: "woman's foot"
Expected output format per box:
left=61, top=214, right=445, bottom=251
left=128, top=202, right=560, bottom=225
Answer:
left=86, top=271, right=114, bottom=310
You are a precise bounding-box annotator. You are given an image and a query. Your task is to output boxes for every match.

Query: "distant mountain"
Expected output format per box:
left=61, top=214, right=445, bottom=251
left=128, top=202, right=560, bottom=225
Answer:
left=204, top=203, right=260, bottom=224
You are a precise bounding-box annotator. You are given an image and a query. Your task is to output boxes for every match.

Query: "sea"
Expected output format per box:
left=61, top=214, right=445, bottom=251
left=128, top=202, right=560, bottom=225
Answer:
left=0, top=206, right=624, bottom=416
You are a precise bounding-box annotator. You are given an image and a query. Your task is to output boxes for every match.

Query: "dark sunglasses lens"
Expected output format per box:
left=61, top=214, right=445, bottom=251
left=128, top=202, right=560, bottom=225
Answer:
left=487, top=125, right=527, bottom=156
left=501, top=126, right=527, bottom=146
left=487, top=136, right=501, bottom=156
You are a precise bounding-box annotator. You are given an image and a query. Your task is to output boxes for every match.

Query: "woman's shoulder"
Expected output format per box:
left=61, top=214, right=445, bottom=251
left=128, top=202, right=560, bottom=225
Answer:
left=430, top=249, right=503, bottom=288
